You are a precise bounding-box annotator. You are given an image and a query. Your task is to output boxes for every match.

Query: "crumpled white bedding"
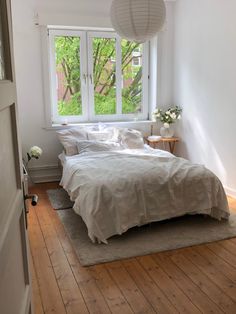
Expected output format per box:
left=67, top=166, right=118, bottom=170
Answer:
left=60, top=146, right=230, bottom=243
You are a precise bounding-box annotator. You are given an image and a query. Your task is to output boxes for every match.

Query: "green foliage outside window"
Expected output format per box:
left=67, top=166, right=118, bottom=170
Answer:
left=55, top=36, right=143, bottom=116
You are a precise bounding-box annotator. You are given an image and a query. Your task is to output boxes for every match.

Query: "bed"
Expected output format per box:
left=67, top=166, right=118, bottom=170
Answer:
left=57, top=126, right=230, bottom=244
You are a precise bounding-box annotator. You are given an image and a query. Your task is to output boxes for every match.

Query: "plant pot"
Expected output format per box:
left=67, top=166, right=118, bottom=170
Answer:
left=160, top=125, right=174, bottom=138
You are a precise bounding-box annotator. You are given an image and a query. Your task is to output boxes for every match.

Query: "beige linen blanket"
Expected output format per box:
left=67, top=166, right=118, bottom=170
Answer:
left=60, top=149, right=229, bottom=243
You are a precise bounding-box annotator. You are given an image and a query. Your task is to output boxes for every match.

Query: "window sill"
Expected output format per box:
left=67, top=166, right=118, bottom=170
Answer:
left=43, top=120, right=155, bottom=131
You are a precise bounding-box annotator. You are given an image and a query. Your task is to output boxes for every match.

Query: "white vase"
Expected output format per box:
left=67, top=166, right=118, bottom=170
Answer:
left=160, top=125, right=174, bottom=138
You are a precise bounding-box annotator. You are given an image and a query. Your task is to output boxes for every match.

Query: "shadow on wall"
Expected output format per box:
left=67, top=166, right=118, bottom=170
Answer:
left=175, top=116, right=227, bottom=186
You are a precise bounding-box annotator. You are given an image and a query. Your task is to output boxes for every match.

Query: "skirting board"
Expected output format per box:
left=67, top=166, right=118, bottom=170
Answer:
left=28, top=165, right=61, bottom=183
left=224, top=186, right=236, bottom=198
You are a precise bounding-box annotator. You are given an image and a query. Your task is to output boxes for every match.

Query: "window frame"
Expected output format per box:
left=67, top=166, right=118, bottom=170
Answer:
left=132, top=57, right=141, bottom=67
left=48, top=28, right=149, bottom=124
left=49, top=29, right=89, bottom=124
left=87, top=31, right=121, bottom=122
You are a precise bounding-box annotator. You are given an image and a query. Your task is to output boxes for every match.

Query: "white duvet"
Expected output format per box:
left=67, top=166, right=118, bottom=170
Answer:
left=60, top=147, right=230, bottom=243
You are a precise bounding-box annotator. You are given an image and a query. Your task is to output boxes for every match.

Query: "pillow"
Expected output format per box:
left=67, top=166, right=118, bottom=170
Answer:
left=57, top=128, right=88, bottom=156
left=87, top=130, right=113, bottom=141
left=87, top=127, right=119, bottom=142
left=119, top=128, right=144, bottom=149
left=77, top=140, right=123, bottom=154
left=86, top=122, right=106, bottom=132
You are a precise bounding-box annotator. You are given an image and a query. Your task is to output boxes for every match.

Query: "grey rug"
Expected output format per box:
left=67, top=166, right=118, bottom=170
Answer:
left=47, top=188, right=74, bottom=210
left=57, top=208, right=236, bottom=266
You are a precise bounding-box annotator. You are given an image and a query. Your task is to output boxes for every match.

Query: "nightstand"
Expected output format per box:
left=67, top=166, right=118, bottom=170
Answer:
left=146, top=136, right=180, bottom=154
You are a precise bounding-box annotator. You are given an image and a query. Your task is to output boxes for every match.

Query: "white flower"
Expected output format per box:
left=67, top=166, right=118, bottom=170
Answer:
left=178, top=114, right=181, bottom=120
left=152, top=114, right=156, bottom=122
left=166, top=110, right=170, bottom=115
left=170, top=113, right=176, bottom=120
left=30, top=146, right=42, bottom=159
left=153, top=108, right=159, bottom=114
left=163, top=122, right=170, bottom=129
left=156, top=113, right=160, bottom=118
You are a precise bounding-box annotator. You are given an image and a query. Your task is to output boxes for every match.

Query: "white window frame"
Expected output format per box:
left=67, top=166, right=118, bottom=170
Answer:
left=48, top=28, right=149, bottom=124
left=132, top=47, right=142, bottom=67
left=87, top=31, right=122, bottom=122
left=49, top=29, right=89, bottom=124
left=132, top=57, right=141, bottom=67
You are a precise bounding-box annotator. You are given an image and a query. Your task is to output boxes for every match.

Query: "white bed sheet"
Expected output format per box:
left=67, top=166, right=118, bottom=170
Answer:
left=60, top=146, right=230, bottom=243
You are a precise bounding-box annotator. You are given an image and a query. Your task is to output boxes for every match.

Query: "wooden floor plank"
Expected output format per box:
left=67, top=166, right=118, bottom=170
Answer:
left=122, top=259, right=178, bottom=314
left=152, top=252, right=223, bottom=313
left=137, top=255, right=201, bottom=313
left=194, top=245, right=236, bottom=283
left=228, top=196, right=236, bottom=212
left=29, top=183, right=236, bottom=314
left=48, top=201, right=111, bottom=314
left=106, top=261, right=156, bottom=314
left=170, top=253, right=236, bottom=313
left=218, top=239, right=236, bottom=256
left=207, top=242, right=236, bottom=268
left=34, top=200, right=89, bottom=314
left=28, top=206, right=66, bottom=314
left=89, top=264, right=134, bottom=314
left=29, top=253, right=44, bottom=314
left=229, top=237, right=236, bottom=249
left=181, top=248, right=236, bottom=302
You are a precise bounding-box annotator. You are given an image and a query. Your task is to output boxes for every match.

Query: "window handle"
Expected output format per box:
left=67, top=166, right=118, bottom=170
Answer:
left=89, top=74, right=93, bottom=84
left=83, top=74, right=87, bottom=84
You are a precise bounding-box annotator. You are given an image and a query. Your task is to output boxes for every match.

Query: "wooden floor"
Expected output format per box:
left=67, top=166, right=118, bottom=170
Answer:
left=28, top=182, right=236, bottom=314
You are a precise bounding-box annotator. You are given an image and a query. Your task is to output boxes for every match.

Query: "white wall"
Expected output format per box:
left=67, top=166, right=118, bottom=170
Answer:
left=173, top=0, right=236, bottom=197
left=11, top=0, right=175, bottom=182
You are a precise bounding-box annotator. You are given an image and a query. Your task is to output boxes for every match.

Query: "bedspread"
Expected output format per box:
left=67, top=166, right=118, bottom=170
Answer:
left=60, top=148, right=230, bottom=243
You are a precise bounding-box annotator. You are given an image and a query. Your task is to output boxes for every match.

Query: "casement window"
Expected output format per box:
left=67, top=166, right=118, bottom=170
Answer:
left=132, top=47, right=142, bottom=67
left=48, top=29, right=149, bottom=124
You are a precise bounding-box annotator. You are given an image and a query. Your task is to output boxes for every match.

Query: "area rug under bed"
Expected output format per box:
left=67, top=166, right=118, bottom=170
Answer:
left=56, top=207, right=236, bottom=266
left=47, top=188, right=74, bottom=210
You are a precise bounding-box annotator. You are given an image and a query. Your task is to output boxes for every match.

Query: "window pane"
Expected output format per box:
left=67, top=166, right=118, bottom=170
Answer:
left=93, top=38, right=116, bottom=115
left=55, top=36, right=82, bottom=116
left=121, top=40, right=143, bottom=114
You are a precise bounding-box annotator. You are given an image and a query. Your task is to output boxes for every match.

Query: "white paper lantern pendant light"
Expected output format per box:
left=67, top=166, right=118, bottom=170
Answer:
left=110, top=0, right=166, bottom=43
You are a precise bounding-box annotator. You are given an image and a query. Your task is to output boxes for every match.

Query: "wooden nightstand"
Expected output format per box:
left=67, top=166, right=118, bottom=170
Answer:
left=146, top=137, right=180, bottom=154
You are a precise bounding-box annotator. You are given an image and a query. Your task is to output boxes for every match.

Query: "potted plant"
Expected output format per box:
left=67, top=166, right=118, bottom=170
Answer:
left=26, top=146, right=43, bottom=165
left=23, top=146, right=43, bottom=186
left=152, top=106, right=182, bottom=138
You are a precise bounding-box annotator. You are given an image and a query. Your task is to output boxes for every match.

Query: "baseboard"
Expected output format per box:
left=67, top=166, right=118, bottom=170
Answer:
left=224, top=186, right=236, bottom=198
left=30, top=174, right=61, bottom=183
left=28, top=164, right=62, bottom=183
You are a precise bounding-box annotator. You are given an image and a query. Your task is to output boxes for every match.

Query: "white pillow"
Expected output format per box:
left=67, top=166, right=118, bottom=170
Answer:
left=77, top=140, right=123, bottom=154
left=86, top=122, right=106, bottom=132
left=57, top=128, right=88, bottom=156
left=87, top=127, right=119, bottom=142
left=87, top=130, right=113, bottom=141
left=119, top=128, right=144, bottom=149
